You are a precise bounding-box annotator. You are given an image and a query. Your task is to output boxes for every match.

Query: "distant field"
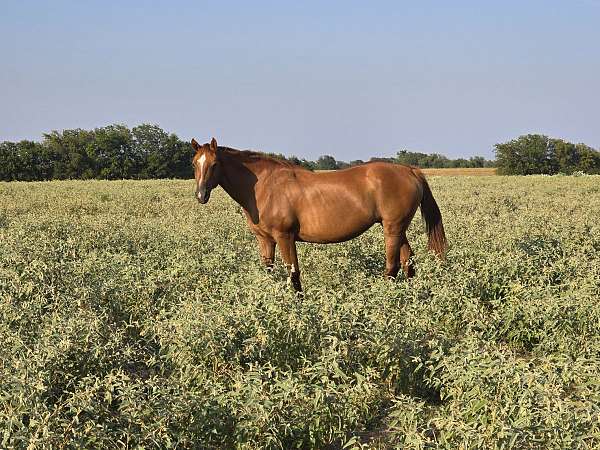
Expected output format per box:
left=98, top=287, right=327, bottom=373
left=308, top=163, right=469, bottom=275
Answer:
left=1, top=175, right=599, bottom=448
left=317, top=167, right=497, bottom=176
left=421, top=167, right=497, bottom=176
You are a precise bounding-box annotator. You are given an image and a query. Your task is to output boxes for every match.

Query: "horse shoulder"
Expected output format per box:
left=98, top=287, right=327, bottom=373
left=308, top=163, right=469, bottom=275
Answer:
left=253, top=168, right=300, bottom=229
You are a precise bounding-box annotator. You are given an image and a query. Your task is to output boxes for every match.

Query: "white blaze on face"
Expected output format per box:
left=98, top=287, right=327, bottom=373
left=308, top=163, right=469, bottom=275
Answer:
left=197, top=154, right=207, bottom=183
left=196, top=154, right=207, bottom=199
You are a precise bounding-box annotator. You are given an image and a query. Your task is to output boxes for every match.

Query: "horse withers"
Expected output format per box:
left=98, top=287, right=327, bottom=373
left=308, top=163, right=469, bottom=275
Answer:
left=192, top=138, right=447, bottom=292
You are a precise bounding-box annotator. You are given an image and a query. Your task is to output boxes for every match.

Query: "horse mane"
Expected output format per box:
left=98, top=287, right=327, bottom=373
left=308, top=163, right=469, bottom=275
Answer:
left=218, top=146, right=302, bottom=169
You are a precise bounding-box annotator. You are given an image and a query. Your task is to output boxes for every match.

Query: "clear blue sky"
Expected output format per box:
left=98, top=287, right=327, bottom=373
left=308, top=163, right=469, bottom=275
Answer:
left=1, top=1, right=599, bottom=160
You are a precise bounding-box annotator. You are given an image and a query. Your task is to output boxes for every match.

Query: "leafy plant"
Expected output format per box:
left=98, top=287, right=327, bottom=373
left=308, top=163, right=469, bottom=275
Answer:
left=0, top=175, right=599, bottom=448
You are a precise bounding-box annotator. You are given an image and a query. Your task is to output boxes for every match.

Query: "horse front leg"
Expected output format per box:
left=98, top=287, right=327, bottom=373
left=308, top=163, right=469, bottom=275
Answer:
left=275, top=234, right=302, bottom=292
left=256, top=235, right=276, bottom=273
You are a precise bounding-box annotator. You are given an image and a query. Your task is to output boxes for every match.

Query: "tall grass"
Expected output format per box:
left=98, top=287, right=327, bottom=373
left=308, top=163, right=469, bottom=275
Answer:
left=0, top=176, right=599, bottom=448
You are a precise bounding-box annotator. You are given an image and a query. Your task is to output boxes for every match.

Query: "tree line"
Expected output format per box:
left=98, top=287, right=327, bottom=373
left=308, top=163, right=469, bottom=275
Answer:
left=0, top=124, right=497, bottom=181
left=495, top=134, right=600, bottom=175
left=0, top=124, right=192, bottom=181
left=3, top=125, right=598, bottom=180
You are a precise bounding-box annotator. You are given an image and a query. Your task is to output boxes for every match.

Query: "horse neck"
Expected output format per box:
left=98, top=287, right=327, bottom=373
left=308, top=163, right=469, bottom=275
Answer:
left=218, top=152, right=264, bottom=212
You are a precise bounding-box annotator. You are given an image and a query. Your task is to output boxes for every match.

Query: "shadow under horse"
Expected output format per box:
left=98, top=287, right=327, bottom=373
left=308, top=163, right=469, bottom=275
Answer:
left=191, top=138, right=447, bottom=292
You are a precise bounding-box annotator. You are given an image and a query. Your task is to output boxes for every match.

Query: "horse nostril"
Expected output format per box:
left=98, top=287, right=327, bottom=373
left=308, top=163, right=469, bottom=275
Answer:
left=196, top=190, right=208, bottom=203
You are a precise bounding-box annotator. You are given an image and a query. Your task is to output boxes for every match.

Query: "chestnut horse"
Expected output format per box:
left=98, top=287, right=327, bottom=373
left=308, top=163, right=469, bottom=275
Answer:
left=192, top=138, right=447, bottom=291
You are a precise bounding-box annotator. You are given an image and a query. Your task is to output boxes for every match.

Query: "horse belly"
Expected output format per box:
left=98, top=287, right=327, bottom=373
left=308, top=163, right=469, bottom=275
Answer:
left=295, top=197, right=376, bottom=244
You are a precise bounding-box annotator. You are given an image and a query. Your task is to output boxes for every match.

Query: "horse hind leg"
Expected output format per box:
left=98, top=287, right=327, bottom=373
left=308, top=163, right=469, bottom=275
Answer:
left=383, top=233, right=402, bottom=279
left=400, top=233, right=415, bottom=278
left=383, top=221, right=415, bottom=280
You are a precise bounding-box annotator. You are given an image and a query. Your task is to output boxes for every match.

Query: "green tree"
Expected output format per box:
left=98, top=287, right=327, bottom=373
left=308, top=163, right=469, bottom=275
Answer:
left=15, top=141, right=52, bottom=181
left=576, top=143, right=600, bottom=174
left=552, top=139, right=579, bottom=174
left=495, top=134, right=554, bottom=175
left=315, top=155, right=338, bottom=170
left=92, top=125, right=135, bottom=179
left=496, top=134, right=600, bottom=175
left=0, top=142, right=20, bottom=181
left=43, top=129, right=96, bottom=179
left=132, top=124, right=187, bottom=178
left=469, top=156, right=486, bottom=168
left=168, top=138, right=194, bottom=179
left=349, top=159, right=364, bottom=166
left=396, top=150, right=428, bottom=166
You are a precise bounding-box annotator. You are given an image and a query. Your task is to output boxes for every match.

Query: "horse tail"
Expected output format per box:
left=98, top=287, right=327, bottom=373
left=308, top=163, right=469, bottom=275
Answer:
left=412, top=168, right=448, bottom=257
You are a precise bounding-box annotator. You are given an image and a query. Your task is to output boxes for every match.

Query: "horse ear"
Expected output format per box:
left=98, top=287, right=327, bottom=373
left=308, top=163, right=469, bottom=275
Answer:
left=191, top=138, right=200, bottom=151
left=210, top=137, right=218, bottom=152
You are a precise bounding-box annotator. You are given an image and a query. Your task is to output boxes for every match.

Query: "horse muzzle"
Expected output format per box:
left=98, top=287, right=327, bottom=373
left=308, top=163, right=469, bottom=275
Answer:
left=196, top=187, right=211, bottom=204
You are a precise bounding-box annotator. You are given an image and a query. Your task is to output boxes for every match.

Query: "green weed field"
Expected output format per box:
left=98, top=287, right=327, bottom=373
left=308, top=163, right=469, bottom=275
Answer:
left=1, top=176, right=599, bottom=449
